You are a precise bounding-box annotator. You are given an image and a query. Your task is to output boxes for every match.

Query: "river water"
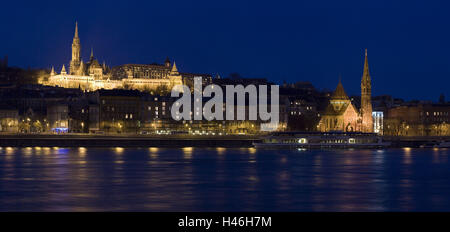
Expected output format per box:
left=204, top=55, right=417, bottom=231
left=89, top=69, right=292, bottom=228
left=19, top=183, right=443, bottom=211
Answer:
left=0, top=146, right=449, bottom=211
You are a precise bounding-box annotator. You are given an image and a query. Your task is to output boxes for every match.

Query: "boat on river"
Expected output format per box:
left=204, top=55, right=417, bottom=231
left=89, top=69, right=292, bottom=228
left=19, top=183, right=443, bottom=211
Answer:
left=254, top=131, right=390, bottom=149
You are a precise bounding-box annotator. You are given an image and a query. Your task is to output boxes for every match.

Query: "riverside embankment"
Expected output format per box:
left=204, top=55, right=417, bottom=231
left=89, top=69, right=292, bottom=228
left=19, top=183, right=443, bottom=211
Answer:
left=0, top=134, right=261, bottom=148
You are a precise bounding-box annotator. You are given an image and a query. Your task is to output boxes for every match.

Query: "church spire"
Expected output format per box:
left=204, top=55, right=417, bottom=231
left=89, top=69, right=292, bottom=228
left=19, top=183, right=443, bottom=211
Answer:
left=70, top=21, right=81, bottom=74
left=362, top=48, right=370, bottom=84
left=74, top=21, right=79, bottom=39
left=90, top=47, right=94, bottom=60
left=360, top=48, right=373, bottom=133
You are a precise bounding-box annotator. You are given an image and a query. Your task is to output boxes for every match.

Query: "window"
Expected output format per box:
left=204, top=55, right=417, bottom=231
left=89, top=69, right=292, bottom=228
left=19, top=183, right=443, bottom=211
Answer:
left=298, top=138, right=307, bottom=144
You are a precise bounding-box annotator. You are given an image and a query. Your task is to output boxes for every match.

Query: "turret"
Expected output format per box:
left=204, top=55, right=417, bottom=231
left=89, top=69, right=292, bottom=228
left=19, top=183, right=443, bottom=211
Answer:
left=90, top=47, right=94, bottom=61
left=170, top=61, right=179, bottom=75
left=50, top=66, right=55, bottom=76
left=61, top=65, right=67, bottom=75
left=164, top=57, right=171, bottom=67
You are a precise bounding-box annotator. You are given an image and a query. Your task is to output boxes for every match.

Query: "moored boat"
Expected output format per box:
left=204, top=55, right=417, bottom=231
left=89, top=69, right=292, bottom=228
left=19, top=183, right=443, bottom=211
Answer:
left=254, top=131, right=390, bottom=149
left=436, top=141, right=450, bottom=148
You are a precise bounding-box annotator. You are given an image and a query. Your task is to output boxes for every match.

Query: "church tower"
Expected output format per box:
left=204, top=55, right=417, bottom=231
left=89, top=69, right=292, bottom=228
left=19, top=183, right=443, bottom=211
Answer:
left=361, top=49, right=373, bottom=132
left=70, top=22, right=81, bottom=75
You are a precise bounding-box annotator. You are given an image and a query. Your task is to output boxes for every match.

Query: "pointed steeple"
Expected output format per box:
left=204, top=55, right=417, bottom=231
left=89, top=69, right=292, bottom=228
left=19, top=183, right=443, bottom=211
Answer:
left=360, top=48, right=373, bottom=132
left=61, top=64, right=67, bottom=75
left=331, top=78, right=349, bottom=100
left=50, top=66, right=55, bottom=76
left=362, top=48, right=370, bottom=84
left=170, top=61, right=179, bottom=75
left=71, top=21, right=81, bottom=68
left=90, top=47, right=94, bottom=60
left=74, top=21, right=79, bottom=38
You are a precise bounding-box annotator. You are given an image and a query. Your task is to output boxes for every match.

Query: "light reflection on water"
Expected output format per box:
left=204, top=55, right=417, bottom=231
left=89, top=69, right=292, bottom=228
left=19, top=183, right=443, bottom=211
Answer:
left=0, top=147, right=449, bottom=211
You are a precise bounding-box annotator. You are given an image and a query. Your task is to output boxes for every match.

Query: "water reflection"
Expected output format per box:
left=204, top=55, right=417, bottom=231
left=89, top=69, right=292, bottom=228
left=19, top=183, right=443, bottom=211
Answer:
left=6, top=147, right=15, bottom=155
left=149, top=147, right=159, bottom=159
left=0, top=147, right=449, bottom=211
left=216, top=147, right=226, bottom=155
left=183, top=147, right=193, bottom=159
left=78, top=147, right=87, bottom=156
left=43, top=147, right=52, bottom=155
left=248, top=147, right=256, bottom=155
left=114, top=147, right=124, bottom=155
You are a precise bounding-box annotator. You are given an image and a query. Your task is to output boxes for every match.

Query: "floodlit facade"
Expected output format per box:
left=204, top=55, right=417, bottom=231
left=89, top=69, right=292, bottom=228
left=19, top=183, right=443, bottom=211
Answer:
left=0, top=109, right=19, bottom=133
left=372, top=111, right=384, bottom=134
left=318, top=49, right=374, bottom=133
left=42, top=22, right=183, bottom=92
left=318, top=79, right=361, bottom=132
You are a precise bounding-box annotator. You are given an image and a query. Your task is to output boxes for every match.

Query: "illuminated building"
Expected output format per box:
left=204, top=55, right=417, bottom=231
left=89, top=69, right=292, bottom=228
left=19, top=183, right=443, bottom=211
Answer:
left=42, top=22, right=184, bottom=92
left=96, top=89, right=141, bottom=134
left=0, top=107, right=19, bottom=133
left=47, top=104, right=69, bottom=133
left=360, top=49, right=374, bottom=132
left=318, top=49, right=373, bottom=132
left=372, top=111, right=383, bottom=134
left=318, top=78, right=361, bottom=132
left=385, top=103, right=449, bottom=136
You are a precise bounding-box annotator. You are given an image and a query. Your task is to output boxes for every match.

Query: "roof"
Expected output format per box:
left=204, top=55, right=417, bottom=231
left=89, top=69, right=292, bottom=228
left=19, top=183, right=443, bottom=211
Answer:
left=331, top=80, right=349, bottom=100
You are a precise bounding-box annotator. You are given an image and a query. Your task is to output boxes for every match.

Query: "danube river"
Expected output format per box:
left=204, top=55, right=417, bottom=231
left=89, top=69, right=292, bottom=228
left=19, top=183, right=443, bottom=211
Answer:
left=0, top=147, right=449, bottom=211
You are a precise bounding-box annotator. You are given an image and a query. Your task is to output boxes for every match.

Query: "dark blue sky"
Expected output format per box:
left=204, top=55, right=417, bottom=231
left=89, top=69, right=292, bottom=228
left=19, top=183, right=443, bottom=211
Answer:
left=1, top=0, right=449, bottom=101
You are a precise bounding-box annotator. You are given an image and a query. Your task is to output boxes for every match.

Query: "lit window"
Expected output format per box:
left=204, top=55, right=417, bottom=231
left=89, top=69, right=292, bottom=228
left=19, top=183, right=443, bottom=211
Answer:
left=349, top=138, right=356, bottom=144
left=298, top=138, right=307, bottom=144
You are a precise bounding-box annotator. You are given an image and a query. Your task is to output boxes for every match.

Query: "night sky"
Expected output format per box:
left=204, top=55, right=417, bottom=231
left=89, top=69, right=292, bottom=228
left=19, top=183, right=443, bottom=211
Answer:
left=1, top=0, right=449, bottom=101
